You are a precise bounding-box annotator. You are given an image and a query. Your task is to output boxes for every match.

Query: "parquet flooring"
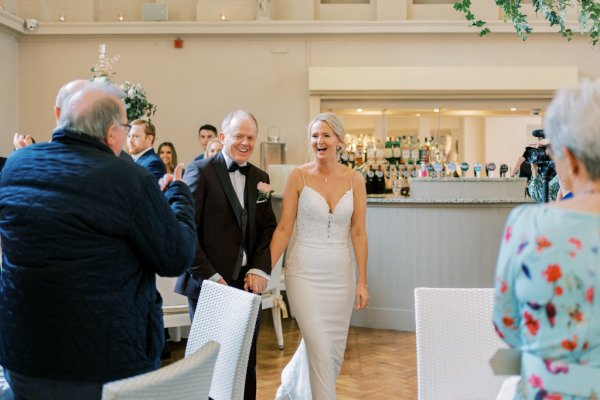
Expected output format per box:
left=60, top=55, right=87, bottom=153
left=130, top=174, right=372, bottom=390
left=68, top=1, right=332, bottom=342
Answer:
left=163, top=310, right=417, bottom=399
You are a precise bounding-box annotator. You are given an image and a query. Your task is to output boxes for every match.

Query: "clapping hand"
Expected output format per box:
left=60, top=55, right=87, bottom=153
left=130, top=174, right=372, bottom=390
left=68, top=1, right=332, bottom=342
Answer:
left=159, top=163, right=185, bottom=191
left=13, top=133, right=33, bottom=150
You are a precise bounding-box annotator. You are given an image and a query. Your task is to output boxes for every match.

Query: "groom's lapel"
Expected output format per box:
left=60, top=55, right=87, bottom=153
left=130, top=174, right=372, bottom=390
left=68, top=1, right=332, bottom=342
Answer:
left=246, top=165, right=259, bottom=242
left=213, top=152, right=242, bottom=227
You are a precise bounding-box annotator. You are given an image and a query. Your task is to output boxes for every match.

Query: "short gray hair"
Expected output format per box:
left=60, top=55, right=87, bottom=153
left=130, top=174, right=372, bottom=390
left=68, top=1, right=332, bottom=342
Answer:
left=221, top=109, right=258, bottom=135
left=544, top=79, right=600, bottom=179
left=307, top=112, right=346, bottom=144
left=55, top=79, right=92, bottom=108
left=57, top=82, right=125, bottom=142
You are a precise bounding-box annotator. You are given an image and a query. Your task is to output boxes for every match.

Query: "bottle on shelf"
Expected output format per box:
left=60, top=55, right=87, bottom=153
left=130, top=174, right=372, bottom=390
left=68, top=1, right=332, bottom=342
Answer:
left=419, top=137, right=430, bottom=165
left=410, top=135, right=420, bottom=165
left=348, top=147, right=356, bottom=169
left=392, top=136, right=402, bottom=165
left=401, top=136, right=410, bottom=165
left=355, top=138, right=364, bottom=167
left=384, top=137, right=394, bottom=164
left=339, top=147, right=349, bottom=166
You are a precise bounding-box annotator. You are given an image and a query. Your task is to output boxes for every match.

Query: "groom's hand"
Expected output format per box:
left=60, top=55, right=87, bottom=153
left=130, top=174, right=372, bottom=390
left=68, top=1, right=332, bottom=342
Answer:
left=244, top=273, right=267, bottom=294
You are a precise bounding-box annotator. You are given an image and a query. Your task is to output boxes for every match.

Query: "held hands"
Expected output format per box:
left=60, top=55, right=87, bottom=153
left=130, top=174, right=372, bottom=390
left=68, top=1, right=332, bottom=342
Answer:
left=243, top=273, right=267, bottom=294
left=159, top=163, right=185, bottom=191
left=355, top=284, right=369, bottom=310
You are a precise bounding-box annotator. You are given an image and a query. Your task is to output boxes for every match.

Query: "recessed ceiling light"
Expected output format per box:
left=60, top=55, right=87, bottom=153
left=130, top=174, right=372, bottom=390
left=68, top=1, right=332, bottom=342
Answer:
left=433, top=108, right=440, bottom=113
left=357, top=108, right=363, bottom=113
left=416, top=113, right=421, bottom=117
left=510, top=107, right=517, bottom=112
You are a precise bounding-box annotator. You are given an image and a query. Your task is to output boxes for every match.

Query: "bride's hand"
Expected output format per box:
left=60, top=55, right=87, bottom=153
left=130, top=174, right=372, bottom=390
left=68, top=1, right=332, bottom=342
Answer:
left=355, top=284, right=369, bottom=310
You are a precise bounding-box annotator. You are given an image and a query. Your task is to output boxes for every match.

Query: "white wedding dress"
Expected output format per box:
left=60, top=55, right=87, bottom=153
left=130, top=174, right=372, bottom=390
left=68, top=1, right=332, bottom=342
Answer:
left=276, top=174, right=356, bottom=400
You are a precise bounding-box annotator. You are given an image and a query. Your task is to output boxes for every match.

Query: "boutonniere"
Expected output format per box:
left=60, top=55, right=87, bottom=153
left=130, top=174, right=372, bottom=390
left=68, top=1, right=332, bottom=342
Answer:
left=257, top=182, right=274, bottom=202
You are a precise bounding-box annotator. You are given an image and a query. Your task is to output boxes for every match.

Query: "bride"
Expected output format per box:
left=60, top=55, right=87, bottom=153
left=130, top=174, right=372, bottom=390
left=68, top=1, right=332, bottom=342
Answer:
left=270, top=113, right=369, bottom=399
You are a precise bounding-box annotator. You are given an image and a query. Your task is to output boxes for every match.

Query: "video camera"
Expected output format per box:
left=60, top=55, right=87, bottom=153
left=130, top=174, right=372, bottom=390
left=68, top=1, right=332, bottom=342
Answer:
left=523, top=129, right=552, bottom=165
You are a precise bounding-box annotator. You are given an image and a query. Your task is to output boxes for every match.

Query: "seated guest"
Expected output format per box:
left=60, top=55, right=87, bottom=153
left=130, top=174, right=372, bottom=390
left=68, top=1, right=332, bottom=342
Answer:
left=194, top=124, right=217, bottom=161
left=204, top=137, right=223, bottom=159
left=127, top=119, right=166, bottom=181
left=158, top=141, right=178, bottom=174
left=493, top=79, right=600, bottom=399
left=0, top=83, right=196, bottom=400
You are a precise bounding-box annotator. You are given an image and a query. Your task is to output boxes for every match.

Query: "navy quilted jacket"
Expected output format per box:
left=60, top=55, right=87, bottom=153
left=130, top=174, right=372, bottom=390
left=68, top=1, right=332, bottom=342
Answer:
left=0, top=128, right=196, bottom=383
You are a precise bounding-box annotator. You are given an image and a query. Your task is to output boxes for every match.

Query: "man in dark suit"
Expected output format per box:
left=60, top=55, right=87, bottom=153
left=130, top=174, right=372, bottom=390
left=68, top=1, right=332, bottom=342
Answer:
left=175, top=109, right=277, bottom=400
left=194, top=123, right=218, bottom=161
left=127, top=119, right=166, bottom=181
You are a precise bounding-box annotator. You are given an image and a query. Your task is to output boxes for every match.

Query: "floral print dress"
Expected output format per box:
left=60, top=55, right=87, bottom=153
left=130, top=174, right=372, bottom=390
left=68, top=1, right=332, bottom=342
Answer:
left=494, top=205, right=600, bottom=400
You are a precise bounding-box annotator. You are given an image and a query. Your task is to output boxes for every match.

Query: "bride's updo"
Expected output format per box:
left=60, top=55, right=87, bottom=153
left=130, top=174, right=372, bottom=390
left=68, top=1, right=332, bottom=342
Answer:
left=307, top=112, right=346, bottom=146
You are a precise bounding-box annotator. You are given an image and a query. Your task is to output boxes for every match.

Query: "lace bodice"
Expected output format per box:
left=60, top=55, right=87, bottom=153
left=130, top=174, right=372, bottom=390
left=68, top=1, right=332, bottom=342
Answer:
left=295, top=186, right=353, bottom=247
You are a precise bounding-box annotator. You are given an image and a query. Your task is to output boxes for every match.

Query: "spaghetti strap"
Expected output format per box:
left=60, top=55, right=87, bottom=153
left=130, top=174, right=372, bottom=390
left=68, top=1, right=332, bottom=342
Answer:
left=298, top=167, right=307, bottom=187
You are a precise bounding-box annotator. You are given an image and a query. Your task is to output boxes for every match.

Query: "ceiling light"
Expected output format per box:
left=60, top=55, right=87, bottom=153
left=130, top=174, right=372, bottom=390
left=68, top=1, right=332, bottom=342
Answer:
left=58, top=14, right=66, bottom=22
left=416, top=113, right=421, bottom=117
left=433, top=108, right=440, bottom=113
left=357, top=108, right=363, bottom=113
left=510, top=107, right=517, bottom=112
left=117, top=14, right=125, bottom=22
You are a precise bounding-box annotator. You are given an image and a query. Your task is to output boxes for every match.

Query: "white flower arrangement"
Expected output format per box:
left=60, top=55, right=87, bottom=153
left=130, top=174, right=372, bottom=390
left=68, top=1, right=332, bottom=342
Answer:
left=90, top=44, right=157, bottom=122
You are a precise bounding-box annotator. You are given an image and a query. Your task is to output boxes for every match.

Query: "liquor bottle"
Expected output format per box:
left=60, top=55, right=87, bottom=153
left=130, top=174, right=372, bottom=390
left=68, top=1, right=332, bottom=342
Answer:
left=366, top=141, right=376, bottom=165
left=348, top=149, right=356, bottom=169
left=392, top=136, right=402, bottom=165
left=375, top=142, right=385, bottom=164
left=410, top=136, right=420, bottom=165
left=355, top=140, right=364, bottom=167
left=401, top=136, right=410, bottom=165
left=340, top=148, right=349, bottom=166
left=384, top=137, right=394, bottom=164
left=419, top=137, right=430, bottom=165
left=375, top=165, right=386, bottom=194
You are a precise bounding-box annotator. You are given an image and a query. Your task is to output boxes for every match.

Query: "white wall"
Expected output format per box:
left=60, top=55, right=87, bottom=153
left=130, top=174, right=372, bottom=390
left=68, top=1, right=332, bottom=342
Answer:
left=485, top=116, right=542, bottom=169
left=0, top=30, right=18, bottom=156
left=5, top=29, right=599, bottom=166
left=17, top=37, right=310, bottom=165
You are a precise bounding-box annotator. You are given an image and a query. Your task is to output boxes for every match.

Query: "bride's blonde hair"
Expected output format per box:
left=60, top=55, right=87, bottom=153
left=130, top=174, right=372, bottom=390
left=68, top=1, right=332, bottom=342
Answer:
left=307, top=113, right=346, bottom=145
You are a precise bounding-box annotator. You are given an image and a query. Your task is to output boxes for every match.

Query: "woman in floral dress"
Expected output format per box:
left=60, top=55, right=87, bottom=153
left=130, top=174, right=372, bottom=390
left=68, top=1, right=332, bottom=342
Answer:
left=494, top=80, right=600, bottom=400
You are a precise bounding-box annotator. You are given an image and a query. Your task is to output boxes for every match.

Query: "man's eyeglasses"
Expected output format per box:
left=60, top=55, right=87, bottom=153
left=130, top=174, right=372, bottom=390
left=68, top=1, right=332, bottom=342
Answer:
left=120, top=123, right=132, bottom=132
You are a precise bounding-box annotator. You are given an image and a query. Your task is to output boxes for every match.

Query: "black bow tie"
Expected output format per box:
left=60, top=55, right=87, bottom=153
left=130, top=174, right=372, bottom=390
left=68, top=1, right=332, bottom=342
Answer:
left=228, top=163, right=249, bottom=176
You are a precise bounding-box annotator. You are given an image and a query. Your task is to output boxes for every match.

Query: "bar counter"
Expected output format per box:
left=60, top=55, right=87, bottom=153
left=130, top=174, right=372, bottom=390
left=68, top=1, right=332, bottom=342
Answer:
left=350, top=196, right=531, bottom=331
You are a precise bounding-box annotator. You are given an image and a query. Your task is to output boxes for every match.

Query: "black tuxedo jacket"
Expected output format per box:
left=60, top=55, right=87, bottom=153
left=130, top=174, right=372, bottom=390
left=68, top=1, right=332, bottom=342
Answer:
left=136, top=148, right=166, bottom=182
left=174, top=152, right=277, bottom=300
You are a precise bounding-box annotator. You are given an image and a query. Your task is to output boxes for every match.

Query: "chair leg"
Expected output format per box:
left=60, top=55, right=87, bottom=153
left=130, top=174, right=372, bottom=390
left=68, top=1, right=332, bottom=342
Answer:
left=271, top=305, right=284, bottom=350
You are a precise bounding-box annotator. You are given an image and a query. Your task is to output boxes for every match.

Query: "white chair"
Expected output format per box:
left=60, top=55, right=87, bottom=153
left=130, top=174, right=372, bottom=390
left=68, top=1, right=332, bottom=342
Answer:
left=261, top=255, right=288, bottom=350
left=414, top=287, right=509, bottom=400
left=102, top=340, right=220, bottom=400
left=156, top=276, right=191, bottom=341
left=186, top=280, right=261, bottom=400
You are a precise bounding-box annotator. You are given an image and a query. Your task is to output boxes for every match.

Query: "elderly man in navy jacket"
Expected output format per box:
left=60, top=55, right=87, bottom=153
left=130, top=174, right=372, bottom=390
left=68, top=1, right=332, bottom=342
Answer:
left=0, top=83, right=196, bottom=400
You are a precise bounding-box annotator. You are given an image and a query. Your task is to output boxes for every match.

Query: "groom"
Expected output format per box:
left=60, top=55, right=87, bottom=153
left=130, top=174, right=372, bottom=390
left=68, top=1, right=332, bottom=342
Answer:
left=175, top=109, right=276, bottom=400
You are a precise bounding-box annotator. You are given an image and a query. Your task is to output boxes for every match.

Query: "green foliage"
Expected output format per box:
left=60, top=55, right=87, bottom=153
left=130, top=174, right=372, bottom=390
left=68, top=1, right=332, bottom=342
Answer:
left=454, top=0, right=600, bottom=45
left=90, top=44, right=157, bottom=122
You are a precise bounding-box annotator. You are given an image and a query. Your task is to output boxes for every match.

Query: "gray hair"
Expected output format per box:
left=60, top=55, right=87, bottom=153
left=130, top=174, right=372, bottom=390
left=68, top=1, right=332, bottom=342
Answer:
left=221, top=109, right=258, bottom=135
left=307, top=112, right=346, bottom=144
left=57, top=82, right=125, bottom=142
left=55, top=79, right=92, bottom=108
left=544, top=79, right=600, bottom=179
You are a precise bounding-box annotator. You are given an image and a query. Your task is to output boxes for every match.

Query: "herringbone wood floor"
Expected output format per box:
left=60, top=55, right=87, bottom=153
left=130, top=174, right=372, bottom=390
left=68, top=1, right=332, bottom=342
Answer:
left=164, top=310, right=417, bottom=399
